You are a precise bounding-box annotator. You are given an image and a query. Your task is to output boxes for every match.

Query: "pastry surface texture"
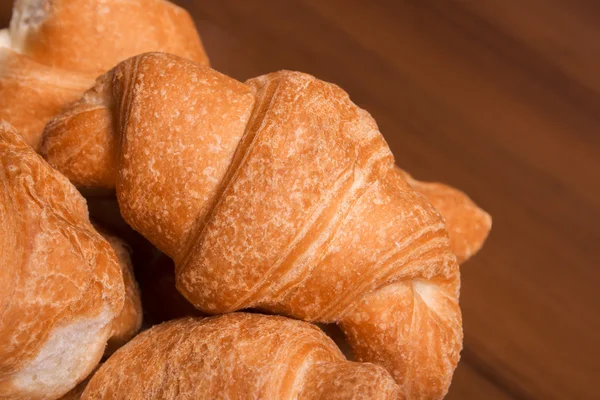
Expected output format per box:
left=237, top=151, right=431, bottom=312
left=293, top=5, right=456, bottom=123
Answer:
left=82, top=314, right=400, bottom=400
left=42, top=53, right=469, bottom=398
left=0, top=121, right=124, bottom=399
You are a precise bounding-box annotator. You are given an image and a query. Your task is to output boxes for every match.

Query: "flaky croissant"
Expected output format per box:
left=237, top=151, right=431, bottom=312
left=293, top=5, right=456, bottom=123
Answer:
left=0, top=0, right=208, bottom=151
left=0, top=122, right=126, bottom=399
left=38, top=63, right=489, bottom=263
left=82, top=314, right=400, bottom=399
left=42, top=53, right=472, bottom=398
left=396, top=168, right=491, bottom=263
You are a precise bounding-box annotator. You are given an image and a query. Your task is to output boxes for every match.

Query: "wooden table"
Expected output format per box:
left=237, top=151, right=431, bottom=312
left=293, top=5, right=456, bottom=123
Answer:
left=178, top=1, right=599, bottom=399
left=2, top=0, right=598, bottom=398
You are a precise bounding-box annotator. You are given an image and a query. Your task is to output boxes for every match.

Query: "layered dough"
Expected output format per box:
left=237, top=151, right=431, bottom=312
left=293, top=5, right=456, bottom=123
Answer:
left=41, top=53, right=485, bottom=398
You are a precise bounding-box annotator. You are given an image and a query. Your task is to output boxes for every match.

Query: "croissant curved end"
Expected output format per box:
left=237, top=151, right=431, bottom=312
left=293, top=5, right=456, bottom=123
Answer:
left=397, top=168, right=492, bottom=263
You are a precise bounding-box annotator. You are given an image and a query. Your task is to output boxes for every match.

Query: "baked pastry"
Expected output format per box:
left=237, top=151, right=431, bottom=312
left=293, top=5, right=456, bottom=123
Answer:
left=56, top=231, right=140, bottom=399
left=56, top=365, right=99, bottom=400
left=41, top=53, right=472, bottom=398
left=32, top=230, right=139, bottom=400
left=95, top=229, right=143, bottom=355
left=40, top=63, right=489, bottom=263
left=81, top=314, right=400, bottom=399
left=0, top=122, right=124, bottom=399
left=396, top=168, right=491, bottom=263
left=0, top=0, right=208, bottom=151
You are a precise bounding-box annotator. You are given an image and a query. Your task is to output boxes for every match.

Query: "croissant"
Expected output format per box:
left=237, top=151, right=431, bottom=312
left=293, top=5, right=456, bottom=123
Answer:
left=81, top=314, right=400, bottom=399
left=95, top=229, right=143, bottom=355
left=396, top=168, right=491, bottom=263
left=0, top=122, right=127, bottom=399
left=42, top=53, right=472, bottom=398
left=57, top=232, right=142, bottom=398
left=0, top=0, right=208, bottom=151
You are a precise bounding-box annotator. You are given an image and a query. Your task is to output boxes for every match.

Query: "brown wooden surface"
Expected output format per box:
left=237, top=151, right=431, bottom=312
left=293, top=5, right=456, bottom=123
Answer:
left=2, top=0, right=599, bottom=398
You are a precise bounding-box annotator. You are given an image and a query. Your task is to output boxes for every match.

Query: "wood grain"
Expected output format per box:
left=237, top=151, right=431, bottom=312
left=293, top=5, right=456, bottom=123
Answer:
left=2, top=0, right=598, bottom=398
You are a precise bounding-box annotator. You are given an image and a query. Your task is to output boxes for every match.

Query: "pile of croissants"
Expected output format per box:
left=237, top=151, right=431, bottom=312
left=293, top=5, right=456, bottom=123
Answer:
left=0, top=1, right=492, bottom=399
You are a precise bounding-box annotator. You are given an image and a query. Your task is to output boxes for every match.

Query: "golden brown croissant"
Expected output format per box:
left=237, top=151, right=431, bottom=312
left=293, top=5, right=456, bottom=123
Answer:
left=0, top=122, right=124, bottom=399
left=396, top=168, right=491, bottom=263
left=54, top=232, right=139, bottom=399
left=82, top=314, right=400, bottom=399
left=37, top=69, right=489, bottom=263
left=0, top=0, right=208, bottom=151
left=42, top=53, right=467, bottom=398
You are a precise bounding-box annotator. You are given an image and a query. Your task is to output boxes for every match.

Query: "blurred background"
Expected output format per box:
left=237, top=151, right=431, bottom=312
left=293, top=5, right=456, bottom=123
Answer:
left=2, top=1, right=599, bottom=399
